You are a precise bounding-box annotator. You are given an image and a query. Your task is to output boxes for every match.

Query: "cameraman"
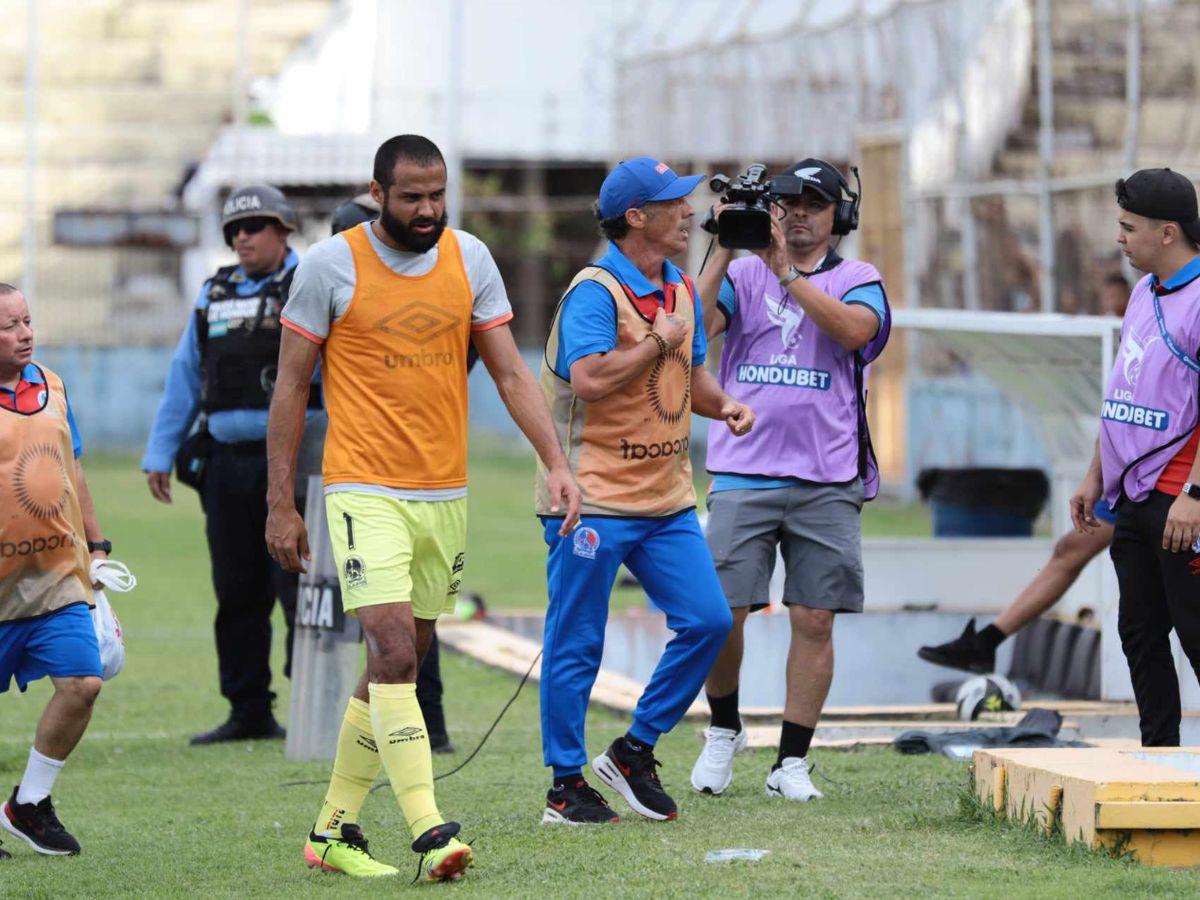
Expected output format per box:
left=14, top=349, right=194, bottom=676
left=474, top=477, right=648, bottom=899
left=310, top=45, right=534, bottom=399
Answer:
left=142, top=185, right=316, bottom=745
left=691, top=159, right=891, bottom=801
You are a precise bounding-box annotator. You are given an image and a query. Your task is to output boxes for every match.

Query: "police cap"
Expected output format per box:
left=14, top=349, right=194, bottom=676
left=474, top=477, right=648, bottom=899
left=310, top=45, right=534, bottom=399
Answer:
left=221, top=184, right=299, bottom=233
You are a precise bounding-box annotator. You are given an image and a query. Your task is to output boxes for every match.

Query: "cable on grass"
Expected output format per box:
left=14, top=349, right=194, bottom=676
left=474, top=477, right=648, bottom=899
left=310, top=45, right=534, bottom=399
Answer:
left=281, top=649, right=542, bottom=790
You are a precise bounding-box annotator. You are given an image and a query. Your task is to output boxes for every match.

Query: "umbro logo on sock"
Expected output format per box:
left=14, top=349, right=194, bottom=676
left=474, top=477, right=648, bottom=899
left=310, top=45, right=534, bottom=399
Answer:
left=387, top=726, right=426, bottom=745
left=355, top=735, right=378, bottom=753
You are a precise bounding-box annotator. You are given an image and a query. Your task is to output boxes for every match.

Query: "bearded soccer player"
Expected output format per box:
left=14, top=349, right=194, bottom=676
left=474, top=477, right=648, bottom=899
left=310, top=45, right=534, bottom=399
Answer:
left=0, top=284, right=111, bottom=858
left=536, top=158, right=753, bottom=825
left=266, top=135, right=580, bottom=881
left=1073, top=168, right=1200, bottom=747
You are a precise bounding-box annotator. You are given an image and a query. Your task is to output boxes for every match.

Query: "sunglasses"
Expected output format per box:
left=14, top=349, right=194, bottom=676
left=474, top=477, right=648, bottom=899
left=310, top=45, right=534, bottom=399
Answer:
left=224, top=217, right=274, bottom=244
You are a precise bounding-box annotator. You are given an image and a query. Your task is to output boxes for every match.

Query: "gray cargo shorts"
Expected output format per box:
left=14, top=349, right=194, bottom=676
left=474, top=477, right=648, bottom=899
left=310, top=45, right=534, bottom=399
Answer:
left=704, top=481, right=865, bottom=613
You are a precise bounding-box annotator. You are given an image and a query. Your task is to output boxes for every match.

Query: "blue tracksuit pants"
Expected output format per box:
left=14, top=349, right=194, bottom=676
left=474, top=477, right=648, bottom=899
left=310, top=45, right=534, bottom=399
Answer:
left=540, top=509, right=732, bottom=776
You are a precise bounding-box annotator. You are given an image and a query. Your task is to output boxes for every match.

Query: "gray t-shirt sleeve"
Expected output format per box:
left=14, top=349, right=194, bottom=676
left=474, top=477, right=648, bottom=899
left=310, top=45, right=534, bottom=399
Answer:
left=281, top=236, right=356, bottom=341
left=455, top=230, right=513, bottom=328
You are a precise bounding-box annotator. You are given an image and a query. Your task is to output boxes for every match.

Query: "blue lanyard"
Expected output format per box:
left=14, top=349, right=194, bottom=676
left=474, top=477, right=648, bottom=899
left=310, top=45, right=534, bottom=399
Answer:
left=1152, top=293, right=1200, bottom=375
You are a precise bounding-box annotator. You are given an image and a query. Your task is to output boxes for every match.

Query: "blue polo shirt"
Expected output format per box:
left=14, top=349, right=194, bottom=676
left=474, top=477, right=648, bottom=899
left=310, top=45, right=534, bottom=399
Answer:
left=552, top=242, right=707, bottom=380
left=141, top=250, right=318, bottom=473
left=1150, top=254, right=1200, bottom=292
left=0, top=363, right=83, bottom=458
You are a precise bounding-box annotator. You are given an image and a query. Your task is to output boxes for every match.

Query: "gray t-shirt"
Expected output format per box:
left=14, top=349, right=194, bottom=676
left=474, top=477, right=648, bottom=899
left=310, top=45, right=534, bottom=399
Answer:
left=282, top=223, right=512, bottom=501
left=282, top=222, right=512, bottom=340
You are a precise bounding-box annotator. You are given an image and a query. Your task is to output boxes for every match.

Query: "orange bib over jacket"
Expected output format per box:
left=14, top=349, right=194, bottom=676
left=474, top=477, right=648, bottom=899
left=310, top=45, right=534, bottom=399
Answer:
left=321, top=227, right=473, bottom=489
left=536, top=266, right=696, bottom=518
left=0, top=364, right=91, bottom=623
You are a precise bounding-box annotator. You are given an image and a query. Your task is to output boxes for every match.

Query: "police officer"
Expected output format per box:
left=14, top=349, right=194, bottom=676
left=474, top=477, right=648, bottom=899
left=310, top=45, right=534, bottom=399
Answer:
left=143, top=185, right=318, bottom=744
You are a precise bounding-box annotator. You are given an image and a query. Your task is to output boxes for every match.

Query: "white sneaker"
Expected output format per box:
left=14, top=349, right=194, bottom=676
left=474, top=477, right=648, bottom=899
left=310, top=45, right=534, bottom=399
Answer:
left=690, top=726, right=748, bottom=795
left=765, top=757, right=823, bottom=801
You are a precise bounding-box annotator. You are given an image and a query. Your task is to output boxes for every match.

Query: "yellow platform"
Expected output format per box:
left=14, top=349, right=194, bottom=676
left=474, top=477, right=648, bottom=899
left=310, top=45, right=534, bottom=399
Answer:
left=974, top=747, right=1200, bottom=866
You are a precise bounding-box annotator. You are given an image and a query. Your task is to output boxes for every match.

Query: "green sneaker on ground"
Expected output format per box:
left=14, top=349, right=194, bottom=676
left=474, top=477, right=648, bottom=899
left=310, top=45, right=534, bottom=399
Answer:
left=304, top=824, right=398, bottom=877
left=412, top=822, right=474, bottom=882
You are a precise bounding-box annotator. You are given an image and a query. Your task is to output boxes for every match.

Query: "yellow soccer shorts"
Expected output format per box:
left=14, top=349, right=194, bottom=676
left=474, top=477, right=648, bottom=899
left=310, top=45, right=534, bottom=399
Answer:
left=324, top=492, right=466, bottom=620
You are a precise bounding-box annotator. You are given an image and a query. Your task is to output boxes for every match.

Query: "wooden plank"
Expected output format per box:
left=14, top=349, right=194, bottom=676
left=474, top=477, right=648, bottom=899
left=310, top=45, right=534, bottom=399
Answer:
left=1097, top=801, right=1200, bottom=830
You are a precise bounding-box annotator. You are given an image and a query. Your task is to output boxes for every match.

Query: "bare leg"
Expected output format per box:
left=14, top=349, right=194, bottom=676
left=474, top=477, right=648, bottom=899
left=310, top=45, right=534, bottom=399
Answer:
left=992, top=524, right=1113, bottom=636
left=351, top=617, right=437, bottom=703
left=35, top=676, right=102, bottom=760
left=784, top=607, right=834, bottom=727
left=703, top=607, right=750, bottom=697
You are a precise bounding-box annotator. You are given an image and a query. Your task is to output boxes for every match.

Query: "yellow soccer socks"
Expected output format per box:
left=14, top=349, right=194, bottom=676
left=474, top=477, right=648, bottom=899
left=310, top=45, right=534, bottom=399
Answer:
left=368, top=682, right=444, bottom=839
left=315, top=698, right=382, bottom=836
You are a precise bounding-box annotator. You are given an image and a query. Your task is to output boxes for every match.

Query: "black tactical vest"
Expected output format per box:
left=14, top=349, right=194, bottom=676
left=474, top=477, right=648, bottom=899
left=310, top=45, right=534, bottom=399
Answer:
left=196, top=263, right=320, bottom=414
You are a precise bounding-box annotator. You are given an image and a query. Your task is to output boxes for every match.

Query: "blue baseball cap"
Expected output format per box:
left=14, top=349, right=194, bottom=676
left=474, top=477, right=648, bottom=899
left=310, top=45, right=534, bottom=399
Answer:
left=598, top=157, right=705, bottom=219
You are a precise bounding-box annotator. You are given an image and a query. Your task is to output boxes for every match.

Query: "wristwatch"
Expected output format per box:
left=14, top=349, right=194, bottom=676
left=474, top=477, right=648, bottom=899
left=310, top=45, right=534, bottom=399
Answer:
left=779, top=265, right=804, bottom=288
left=88, top=539, right=112, bottom=554
left=1183, top=483, right=1200, bottom=500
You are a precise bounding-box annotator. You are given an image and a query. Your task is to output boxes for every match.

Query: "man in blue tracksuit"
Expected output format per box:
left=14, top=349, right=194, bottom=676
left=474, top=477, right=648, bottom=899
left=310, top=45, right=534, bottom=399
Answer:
left=142, top=185, right=319, bottom=744
left=535, top=158, right=754, bottom=825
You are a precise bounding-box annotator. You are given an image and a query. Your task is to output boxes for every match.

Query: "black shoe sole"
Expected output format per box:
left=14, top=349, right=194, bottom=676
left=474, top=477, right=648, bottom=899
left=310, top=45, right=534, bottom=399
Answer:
left=917, top=647, right=992, bottom=675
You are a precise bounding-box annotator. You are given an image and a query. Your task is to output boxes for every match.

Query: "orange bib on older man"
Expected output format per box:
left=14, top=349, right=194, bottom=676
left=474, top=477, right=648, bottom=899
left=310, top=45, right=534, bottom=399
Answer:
left=0, top=365, right=91, bottom=624
left=321, top=226, right=474, bottom=490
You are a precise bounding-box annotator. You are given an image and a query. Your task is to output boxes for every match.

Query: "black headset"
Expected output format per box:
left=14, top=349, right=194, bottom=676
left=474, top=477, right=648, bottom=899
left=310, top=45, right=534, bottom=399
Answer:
left=812, top=159, right=862, bottom=236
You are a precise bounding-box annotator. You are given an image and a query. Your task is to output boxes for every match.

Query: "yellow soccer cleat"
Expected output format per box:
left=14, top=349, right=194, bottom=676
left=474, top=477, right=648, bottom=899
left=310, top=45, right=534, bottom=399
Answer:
left=412, top=822, right=474, bottom=883
left=304, top=824, right=399, bottom=877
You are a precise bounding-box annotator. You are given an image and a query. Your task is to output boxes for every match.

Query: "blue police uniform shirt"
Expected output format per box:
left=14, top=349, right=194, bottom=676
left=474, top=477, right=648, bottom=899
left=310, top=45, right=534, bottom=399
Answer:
left=552, top=241, right=707, bottom=380
left=709, top=262, right=886, bottom=495
left=0, top=363, right=84, bottom=458
left=141, top=249, right=314, bottom=473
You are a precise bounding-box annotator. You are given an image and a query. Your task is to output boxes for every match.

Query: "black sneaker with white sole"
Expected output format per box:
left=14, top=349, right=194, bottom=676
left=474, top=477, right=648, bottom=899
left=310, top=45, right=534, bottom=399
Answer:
left=542, top=778, right=620, bottom=825
left=2, top=787, right=81, bottom=855
left=591, top=738, right=677, bottom=821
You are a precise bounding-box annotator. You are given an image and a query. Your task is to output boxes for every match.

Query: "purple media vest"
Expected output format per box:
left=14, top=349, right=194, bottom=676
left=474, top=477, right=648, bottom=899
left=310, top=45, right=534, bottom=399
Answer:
left=1100, top=272, right=1200, bottom=505
left=706, top=253, right=891, bottom=498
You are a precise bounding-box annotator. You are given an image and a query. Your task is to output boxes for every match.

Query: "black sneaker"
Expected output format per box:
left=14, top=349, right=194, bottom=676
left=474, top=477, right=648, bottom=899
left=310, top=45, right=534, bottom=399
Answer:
left=1, top=787, right=81, bottom=855
left=541, top=778, right=620, bottom=825
left=591, top=738, right=677, bottom=821
left=429, top=735, right=456, bottom=755
left=0, top=838, right=10, bottom=860
left=190, top=714, right=286, bottom=745
left=918, top=619, right=995, bottom=674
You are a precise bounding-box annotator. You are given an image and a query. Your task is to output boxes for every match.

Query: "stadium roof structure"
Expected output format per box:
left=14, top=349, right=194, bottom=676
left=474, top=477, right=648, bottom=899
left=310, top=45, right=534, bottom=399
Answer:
left=610, top=0, right=1031, bottom=188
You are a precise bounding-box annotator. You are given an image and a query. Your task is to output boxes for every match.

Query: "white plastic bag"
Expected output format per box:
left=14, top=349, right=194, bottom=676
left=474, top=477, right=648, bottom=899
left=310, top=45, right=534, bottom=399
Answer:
left=89, top=559, right=137, bottom=681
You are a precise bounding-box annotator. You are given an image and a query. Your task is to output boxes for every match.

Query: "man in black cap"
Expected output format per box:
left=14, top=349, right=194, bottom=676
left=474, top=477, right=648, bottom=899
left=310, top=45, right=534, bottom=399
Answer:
left=691, top=158, right=891, bottom=800
left=1072, top=167, right=1200, bottom=746
left=143, top=185, right=318, bottom=744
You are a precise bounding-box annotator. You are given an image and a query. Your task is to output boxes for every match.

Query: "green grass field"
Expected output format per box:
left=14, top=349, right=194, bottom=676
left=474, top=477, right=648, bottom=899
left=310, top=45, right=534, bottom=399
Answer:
left=4, top=445, right=1198, bottom=897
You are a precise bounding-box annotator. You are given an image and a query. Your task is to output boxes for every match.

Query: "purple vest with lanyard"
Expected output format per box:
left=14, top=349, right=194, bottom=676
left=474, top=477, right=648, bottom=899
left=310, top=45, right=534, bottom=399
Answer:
left=706, top=252, right=891, bottom=498
left=1100, top=269, right=1200, bottom=505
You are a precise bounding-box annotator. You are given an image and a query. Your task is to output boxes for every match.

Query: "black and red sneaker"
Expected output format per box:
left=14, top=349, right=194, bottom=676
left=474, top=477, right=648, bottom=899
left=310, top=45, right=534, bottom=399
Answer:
left=2, top=787, right=81, bottom=855
left=591, top=738, right=678, bottom=821
left=541, top=778, right=620, bottom=825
